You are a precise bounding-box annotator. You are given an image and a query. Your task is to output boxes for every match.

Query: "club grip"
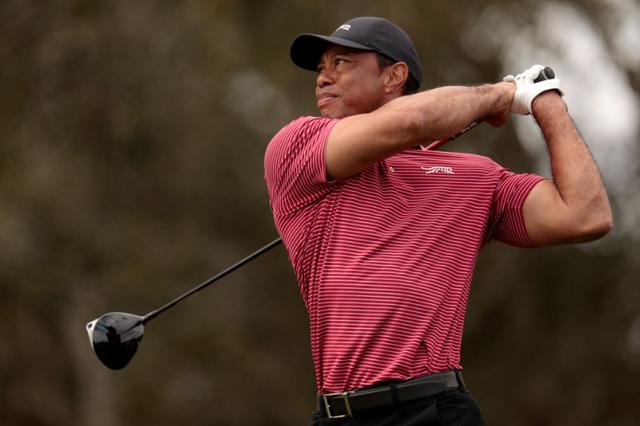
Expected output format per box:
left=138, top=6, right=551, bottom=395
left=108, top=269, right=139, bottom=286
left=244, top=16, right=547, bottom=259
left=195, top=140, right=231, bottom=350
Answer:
left=534, top=67, right=555, bottom=82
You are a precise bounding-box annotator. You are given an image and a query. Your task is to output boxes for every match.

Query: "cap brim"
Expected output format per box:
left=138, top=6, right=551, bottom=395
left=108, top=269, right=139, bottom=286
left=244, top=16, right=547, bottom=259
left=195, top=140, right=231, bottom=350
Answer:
left=290, top=34, right=374, bottom=71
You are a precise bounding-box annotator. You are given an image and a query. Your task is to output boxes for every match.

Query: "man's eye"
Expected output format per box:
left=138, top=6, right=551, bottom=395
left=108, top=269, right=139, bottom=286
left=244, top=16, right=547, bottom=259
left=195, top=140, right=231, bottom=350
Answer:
left=317, top=65, right=325, bottom=73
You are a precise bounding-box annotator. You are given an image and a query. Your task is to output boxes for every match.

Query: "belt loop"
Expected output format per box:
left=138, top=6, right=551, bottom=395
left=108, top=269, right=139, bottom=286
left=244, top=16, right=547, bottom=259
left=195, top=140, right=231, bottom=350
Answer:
left=455, top=371, right=467, bottom=393
left=390, top=383, right=399, bottom=404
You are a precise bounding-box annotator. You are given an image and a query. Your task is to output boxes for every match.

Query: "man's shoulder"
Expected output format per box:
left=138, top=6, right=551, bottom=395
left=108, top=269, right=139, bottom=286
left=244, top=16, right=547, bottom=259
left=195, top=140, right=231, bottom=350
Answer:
left=268, top=116, right=338, bottom=153
left=274, top=115, right=334, bottom=136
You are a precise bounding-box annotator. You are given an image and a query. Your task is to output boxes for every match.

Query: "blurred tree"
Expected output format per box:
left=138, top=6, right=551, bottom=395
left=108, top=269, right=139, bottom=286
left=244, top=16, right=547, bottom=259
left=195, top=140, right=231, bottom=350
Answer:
left=0, top=0, right=637, bottom=425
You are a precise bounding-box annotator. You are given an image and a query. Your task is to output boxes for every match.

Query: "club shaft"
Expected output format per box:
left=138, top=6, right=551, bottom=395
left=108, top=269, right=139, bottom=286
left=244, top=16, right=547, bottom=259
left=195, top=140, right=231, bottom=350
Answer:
left=140, top=114, right=467, bottom=324
left=142, top=103, right=483, bottom=324
left=142, top=237, right=283, bottom=324
left=423, top=121, right=480, bottom=151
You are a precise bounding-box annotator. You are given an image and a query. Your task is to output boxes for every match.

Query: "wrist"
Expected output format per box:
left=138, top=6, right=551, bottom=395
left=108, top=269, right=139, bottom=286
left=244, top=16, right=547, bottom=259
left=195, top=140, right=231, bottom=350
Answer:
left=480, top=82, right=514, bottom=126
left=532, top=91, right=566, bottom=119
left=495, top=81, right=515, bottom=110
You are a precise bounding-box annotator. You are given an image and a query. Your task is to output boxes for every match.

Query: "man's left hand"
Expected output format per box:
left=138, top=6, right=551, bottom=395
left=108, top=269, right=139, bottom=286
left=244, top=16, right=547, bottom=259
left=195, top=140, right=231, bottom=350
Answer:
left=503, top=64, right=563, bottom=115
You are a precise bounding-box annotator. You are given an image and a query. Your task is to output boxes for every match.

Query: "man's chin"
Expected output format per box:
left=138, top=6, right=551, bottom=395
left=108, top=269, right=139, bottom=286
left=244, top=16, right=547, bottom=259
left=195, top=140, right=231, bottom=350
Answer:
left=319, top=108, right=347, bottom=119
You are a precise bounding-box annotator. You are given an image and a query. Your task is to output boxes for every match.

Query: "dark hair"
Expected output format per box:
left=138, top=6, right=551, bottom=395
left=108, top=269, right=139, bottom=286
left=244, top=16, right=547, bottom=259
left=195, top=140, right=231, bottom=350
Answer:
left=376, top=53, right=419, bottom=95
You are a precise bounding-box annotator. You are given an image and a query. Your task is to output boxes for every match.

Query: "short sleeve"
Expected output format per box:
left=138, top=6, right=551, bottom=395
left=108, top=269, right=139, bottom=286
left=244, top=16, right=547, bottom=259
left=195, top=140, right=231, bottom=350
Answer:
left=484, top=170, right=545, bottom=247
left=264, top=116, right=339, bottom=217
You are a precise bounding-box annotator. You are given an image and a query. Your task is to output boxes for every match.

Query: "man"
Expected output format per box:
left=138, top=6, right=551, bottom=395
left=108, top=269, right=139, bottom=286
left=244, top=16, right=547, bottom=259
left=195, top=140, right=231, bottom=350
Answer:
left=264, top=16, right=612, bottom=425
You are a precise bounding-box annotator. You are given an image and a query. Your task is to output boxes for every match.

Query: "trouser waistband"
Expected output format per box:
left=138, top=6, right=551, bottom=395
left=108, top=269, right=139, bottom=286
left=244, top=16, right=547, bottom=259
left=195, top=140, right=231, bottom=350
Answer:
left=318, top=371, right=466, bottom=419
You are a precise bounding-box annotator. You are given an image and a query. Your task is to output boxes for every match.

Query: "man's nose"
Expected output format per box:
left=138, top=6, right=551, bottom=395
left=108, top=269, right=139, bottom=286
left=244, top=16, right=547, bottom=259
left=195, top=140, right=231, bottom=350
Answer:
left=316, top=70, right=334, bottom=88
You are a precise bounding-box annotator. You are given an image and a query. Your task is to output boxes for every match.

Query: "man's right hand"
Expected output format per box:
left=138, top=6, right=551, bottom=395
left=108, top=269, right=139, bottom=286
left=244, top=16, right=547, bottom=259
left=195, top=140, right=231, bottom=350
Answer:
left=482, top=82, right=516, bottom=128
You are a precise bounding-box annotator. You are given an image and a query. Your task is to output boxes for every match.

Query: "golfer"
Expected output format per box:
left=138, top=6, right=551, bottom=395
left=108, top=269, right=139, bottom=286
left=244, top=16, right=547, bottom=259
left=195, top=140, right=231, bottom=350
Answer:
left=264, top=16, right=611, bottom=425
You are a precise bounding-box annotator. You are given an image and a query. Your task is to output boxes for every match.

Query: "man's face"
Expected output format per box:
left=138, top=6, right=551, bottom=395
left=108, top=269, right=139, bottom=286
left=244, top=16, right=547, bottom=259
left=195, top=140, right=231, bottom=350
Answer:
left=315, top=46, right=388, bottom=119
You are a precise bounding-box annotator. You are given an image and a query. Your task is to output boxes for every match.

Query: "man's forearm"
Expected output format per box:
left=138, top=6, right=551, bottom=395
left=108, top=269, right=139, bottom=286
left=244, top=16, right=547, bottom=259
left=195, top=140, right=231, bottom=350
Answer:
left=532, top=92, right=612, bottom=240
left=394, top=82, right=513, bottom=143
left=325, top=82, right=514, bottom=179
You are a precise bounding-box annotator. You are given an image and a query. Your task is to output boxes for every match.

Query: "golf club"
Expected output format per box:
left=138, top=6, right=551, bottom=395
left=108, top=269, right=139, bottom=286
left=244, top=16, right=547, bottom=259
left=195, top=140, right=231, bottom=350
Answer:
left=86, top=237, right=282, bottom=369
left=86, top=67, right=555, bottom=370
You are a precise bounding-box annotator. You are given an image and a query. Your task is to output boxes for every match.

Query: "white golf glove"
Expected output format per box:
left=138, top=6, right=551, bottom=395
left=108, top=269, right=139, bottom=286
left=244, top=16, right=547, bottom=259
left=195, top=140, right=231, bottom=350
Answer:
left=503, top=64, right=563, bottom=115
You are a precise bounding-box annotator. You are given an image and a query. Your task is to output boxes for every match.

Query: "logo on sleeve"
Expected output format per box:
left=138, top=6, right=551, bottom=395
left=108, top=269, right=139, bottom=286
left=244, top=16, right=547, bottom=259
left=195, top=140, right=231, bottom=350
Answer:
left=421, top=166, right=455, bottom=175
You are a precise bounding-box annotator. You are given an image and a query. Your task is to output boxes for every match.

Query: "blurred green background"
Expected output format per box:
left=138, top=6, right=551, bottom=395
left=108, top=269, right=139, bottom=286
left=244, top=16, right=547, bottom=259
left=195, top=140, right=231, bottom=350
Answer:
left=1, top=0, right=638, bottom=425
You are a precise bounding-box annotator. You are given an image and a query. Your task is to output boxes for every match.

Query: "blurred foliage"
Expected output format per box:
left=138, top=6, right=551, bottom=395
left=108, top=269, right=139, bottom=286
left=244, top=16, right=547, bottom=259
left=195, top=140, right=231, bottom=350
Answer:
left=0, top=0, right=638, bottom=425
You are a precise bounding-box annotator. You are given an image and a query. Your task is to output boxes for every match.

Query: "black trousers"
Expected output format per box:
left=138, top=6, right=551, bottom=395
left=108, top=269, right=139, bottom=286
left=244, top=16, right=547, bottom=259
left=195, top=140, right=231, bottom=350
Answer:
left=310, top=390, right=484, bottom=426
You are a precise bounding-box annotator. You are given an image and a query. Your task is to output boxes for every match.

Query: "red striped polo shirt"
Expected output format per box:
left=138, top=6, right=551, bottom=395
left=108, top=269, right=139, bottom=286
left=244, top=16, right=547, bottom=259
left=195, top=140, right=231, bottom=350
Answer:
left=264, top=116, right=544, bottom=393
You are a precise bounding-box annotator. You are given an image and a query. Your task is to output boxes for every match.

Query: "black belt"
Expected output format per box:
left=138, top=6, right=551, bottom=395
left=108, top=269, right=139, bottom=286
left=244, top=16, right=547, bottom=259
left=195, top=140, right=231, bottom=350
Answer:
left=319, top=371, right=465, bottom=419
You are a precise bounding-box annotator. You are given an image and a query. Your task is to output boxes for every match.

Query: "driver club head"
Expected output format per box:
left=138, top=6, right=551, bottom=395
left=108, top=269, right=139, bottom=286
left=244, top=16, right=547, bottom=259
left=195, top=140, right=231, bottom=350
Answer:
left=86, top=312, right=145, bottom=370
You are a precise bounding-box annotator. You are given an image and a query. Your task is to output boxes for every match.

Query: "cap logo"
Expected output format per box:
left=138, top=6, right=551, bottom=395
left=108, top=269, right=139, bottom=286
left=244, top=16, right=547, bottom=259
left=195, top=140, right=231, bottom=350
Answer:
left=337, top=24, right=351, bottom=31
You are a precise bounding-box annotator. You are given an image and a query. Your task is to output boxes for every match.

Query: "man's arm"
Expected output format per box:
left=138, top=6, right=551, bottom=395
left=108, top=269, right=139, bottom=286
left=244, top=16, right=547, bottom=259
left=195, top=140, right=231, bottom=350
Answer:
left=325, top=83, right=513, bottom=179
left=522, top=91, right=613, bottom=246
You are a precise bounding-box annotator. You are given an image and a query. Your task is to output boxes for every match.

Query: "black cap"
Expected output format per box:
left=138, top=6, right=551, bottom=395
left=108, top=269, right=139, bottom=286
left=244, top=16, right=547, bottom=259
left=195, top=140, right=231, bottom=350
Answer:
left=290, top=17, right=422, bottom=91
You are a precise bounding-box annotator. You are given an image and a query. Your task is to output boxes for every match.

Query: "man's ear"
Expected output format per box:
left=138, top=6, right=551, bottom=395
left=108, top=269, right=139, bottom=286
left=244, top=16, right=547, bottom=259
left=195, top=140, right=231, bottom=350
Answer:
left=384, top=62, right=409, bottom=94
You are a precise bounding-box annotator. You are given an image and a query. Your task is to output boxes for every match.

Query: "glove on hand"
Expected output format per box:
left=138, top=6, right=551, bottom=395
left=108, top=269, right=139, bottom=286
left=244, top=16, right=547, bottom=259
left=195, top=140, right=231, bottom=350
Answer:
left=503, top=64, right=563, bottom=115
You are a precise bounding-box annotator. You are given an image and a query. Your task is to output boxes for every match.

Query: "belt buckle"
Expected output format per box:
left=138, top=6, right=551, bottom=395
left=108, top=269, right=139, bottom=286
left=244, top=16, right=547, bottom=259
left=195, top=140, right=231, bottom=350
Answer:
left=322, top=391, right=353, bottom=419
